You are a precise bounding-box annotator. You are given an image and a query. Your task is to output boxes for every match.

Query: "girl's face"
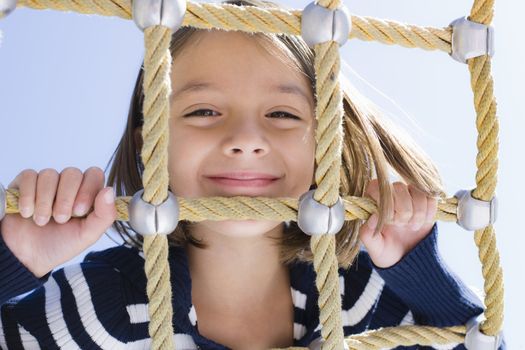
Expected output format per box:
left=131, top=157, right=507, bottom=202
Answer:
left=167, top=30, right=316, bottom=239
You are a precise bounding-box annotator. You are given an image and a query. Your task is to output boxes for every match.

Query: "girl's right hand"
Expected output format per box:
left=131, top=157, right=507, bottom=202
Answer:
left=0, top=167, right=117, bottom=278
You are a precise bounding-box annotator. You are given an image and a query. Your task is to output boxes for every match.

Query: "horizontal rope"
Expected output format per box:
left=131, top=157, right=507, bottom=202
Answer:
left=17, top=0, right=451, bottom=53
left=5, top=188, right=457, bottom=224
left=269, top=325, right=466, bottom=350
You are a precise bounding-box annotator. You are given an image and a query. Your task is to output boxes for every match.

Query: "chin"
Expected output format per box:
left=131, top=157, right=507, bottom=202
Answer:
left=202, top=219, right=283, bottom=238
left=210, top=189, right=279, bottom=198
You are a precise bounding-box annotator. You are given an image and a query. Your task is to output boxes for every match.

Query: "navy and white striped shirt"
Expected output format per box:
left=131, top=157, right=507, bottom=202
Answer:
left=0, top=223, right=505, bottom=349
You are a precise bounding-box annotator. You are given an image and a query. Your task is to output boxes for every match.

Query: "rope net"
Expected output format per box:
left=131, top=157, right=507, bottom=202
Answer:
left=4, top=0, right=503, bottom=349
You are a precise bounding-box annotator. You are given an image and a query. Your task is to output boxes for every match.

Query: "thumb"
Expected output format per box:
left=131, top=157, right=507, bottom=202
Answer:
left=78, top=187, right=117, bottom=244
left=359, top=213, right=382, bottom=253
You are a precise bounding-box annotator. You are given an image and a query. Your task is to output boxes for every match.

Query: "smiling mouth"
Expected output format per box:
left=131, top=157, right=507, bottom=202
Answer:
left=206, top=177, right=279, bottom=187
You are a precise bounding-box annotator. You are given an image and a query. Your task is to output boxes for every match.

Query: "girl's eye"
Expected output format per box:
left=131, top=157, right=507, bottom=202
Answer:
left=184, top=109, right=300, bottom=120
left=269, top=111, right=301, bottom=120
left=184, top=109, right=219, bottom=117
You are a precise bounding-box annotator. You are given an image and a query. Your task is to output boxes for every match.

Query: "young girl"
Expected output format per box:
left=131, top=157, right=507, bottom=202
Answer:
left=0, top=0, right=500, bottom=349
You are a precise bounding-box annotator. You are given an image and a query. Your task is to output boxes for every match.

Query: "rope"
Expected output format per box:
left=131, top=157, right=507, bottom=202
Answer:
left=17, top=0, right=452, bottom=53
left=307, top=0, right=345, bottom=347
left=140, top=26, right=174, bottom=350
left=344, top=325, right=466, bottom=350
left=467, top=0, right=504, bottom=337
left=270, top=325, right=466, bottom=350
left=4, top=189, right=459, bottom=223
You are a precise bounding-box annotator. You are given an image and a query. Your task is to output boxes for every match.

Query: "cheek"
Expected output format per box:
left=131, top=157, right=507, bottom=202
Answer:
left=168, top=128, right=208, bottom=197
left=281, top=129, right=316, bottom=198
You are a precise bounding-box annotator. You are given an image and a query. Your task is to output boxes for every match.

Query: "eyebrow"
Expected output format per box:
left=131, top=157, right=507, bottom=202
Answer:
left=170, top=80, right=312, bottom=107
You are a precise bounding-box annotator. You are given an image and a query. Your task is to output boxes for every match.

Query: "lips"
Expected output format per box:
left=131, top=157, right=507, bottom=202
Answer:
left=206, top=172, right=281, bottom=180
left=205, top=171, right=282, bottom=188
left=207, top=177, right=278, bottom=187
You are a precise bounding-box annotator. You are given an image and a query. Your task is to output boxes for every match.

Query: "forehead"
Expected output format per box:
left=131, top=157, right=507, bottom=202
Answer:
left=169, top=30, right=313, bottom=106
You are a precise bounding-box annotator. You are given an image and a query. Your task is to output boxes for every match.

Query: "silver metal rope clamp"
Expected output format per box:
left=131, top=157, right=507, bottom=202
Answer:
left=449, top=16, right=495, bottom=64
left=0, top=0, right=17, bottom=19
left=465, top=314, right=503, bottom=350
left=455, top=189, right=497, bottom=231
left=0, top=183, right=6, bottom=221
left=132, top=0, right=186, bottom=32
left=128, top=189, right=179, bottom=235
left=301, top=1, right=351, bottom=48
left=297, top=189, right=345, bottom=236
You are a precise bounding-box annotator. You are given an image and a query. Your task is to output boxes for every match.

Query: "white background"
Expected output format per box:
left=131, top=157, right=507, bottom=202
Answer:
left=0, top=0, right=522, bottom=347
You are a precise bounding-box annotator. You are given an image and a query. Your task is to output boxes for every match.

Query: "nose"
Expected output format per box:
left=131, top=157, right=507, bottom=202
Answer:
left=221, top=117, right=270, bottom=158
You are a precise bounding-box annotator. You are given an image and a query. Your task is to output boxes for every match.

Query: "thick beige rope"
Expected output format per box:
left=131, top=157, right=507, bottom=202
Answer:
left=271, top=326, right=466, bottom=350
left=344, top=325, right=466, bottom=350
left=5, top=190, right=459, bottom=224
left=270, top=325, right=466, bottom=350
left=140, top=25, right=174, bottom=350
left=305, top=0, right=346, bottom=347
left=467, top=0, right=504, bottom=337
left=17, top=0, right=452, bottom=53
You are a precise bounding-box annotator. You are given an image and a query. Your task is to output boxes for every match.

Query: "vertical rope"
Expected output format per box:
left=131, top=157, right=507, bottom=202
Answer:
left=308, top=0, right=345, bottom=348
left=141, top=25, right=175, bottom=350
left=467, top=0, right=504, bottom=337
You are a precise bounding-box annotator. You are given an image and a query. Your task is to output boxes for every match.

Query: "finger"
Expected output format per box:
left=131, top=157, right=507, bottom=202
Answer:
left=425, top=196, right=439, bottom=224
left=52, top=167, right=83, bottom=224
left=9, top=169, right=38, bottom=218
left=359, top=213, right=382, bottom=250
left=407, top=184, right=427, bottom=231
left=73, top=166, right=105, bottom=217
left=78, top=187, right=117, bottom=245
left=392, top=182, right=412, bottom=225
left=364, top=179, right=380, bottom=204
left=34, top=169, right=60, bottom=226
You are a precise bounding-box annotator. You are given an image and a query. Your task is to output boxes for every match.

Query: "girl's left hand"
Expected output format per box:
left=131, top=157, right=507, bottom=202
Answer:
left=358, top=179, right=438, bottom=269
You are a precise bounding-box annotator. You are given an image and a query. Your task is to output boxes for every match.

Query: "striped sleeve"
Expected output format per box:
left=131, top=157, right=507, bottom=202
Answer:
left=0, top=234, right=51, bottom=306
left=352, top=223, right=505, bottom=350
left=309, top=223, right=506, bottom=350
left=0, top=259, right=136, bottom=349
left=0, top=230, right=145, bottom=349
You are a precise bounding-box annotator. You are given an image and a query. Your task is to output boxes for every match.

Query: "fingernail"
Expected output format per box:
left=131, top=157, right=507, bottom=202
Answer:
left=55, top=214, right=68, bottom=223
left=104, top=187, right=114, bottom=204
left=73, top=204, right=87, bottom=216
left=19, top=206, right=31, bottom=218
left=35, top=215, right=48, bottom=226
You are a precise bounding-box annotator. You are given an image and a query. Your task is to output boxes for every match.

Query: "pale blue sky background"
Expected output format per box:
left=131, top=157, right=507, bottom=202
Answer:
left=0, top=0, right=523, bottom=347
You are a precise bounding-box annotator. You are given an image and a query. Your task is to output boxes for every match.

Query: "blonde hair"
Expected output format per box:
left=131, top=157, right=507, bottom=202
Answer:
left=105, top=0, right=445, bottom=269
